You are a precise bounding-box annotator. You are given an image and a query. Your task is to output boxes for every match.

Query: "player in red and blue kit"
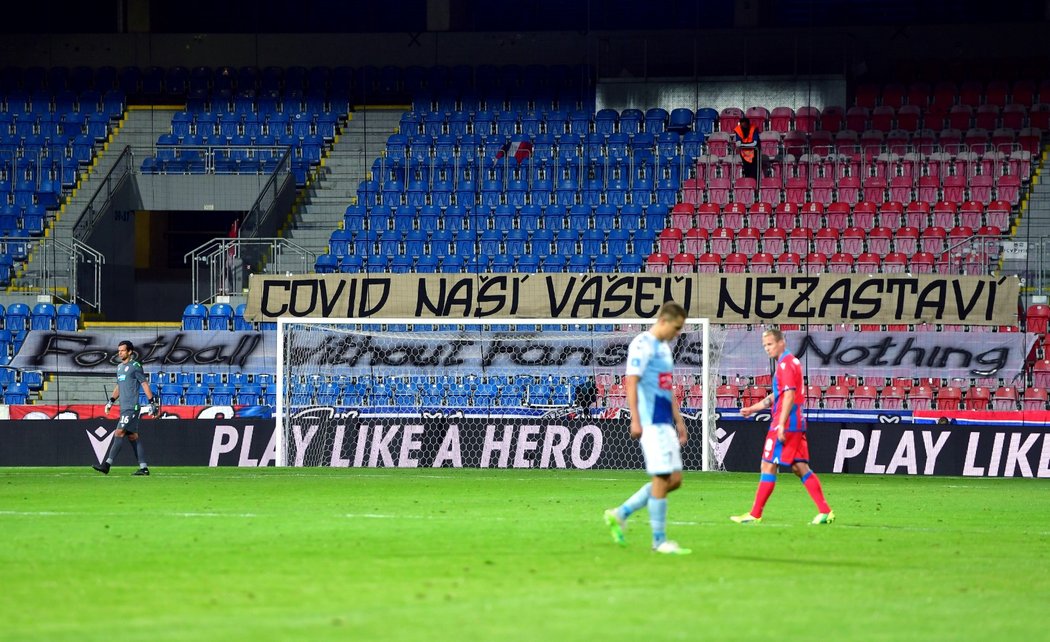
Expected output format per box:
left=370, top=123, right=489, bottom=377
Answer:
left=731, top=328, right=834, bottom=525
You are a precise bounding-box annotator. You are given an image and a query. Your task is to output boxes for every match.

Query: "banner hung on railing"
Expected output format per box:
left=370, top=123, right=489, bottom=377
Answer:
left=10, top=331, right=275, bottom=374
left=719, top=329, right=1035, bottom=381
left=245, top=273, right=1020, bottom=326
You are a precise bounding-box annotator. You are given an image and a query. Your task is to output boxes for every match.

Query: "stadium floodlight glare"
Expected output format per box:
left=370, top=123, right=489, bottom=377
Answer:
left=276, top=317, right=723, bottom=470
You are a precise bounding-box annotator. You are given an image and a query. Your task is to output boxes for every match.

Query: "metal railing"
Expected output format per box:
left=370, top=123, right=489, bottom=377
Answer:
left=72, top=145, right=134, bottom=242
left=239, top=147, right=294, bottom=239
left=184, top=237, right=314, bottom=305
left=15, top=235, right=105, bottom=309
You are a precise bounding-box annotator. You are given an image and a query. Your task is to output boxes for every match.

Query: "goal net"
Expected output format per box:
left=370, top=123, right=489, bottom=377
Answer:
left=276, top=318, right=726, bottom=470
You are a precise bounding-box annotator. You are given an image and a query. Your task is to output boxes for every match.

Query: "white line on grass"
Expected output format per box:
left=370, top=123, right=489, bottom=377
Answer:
left=0, top=510, right=259, bottom=518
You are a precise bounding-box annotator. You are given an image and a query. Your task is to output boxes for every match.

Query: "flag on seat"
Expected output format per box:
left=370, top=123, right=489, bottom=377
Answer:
left=496, top=140, right=534, bottom=164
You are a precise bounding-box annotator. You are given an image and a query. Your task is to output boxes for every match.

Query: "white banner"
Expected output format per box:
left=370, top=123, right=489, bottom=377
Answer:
left=716, top=329, right=1035, bottom=381
left=11, top=331, right=276, bottom=374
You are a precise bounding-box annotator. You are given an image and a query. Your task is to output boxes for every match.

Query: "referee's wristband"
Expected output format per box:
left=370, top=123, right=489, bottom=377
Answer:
left=109, top=397, right=117, bottom=403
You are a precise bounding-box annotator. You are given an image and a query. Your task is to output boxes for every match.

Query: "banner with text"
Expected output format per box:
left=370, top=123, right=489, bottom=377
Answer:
left=719, top=329, right=1034, bottom=380
left=10, top=330, right=276, bottom=374
left=245, top=273, right=1019, bottom=326
left=4, top=415, right=1049, bottom=477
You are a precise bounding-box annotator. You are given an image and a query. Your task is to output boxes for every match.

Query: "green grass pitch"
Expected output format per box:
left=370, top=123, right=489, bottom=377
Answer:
left=2, top=467, right=1048, bottom=641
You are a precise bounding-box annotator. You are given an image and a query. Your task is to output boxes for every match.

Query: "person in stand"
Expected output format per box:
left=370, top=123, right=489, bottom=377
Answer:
left=731, top=328, right=834, bottom=524
left=92, top=340, right=159, bottom=476
left=733, top=115, right=760, bottom=185
left=603, top=301, right=692, bottom=555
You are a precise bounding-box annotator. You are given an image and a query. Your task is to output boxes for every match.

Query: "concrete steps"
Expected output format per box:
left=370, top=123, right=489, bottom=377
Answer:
left=281, top=109, right=403, bottom=261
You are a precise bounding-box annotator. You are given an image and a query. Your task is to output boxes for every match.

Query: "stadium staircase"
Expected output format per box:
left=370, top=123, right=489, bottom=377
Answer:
left=13, top=107, right=178, bottom=298
left=279, top=108, right=402, bottom=260
left=1013, top=146, right=1050, bottom=242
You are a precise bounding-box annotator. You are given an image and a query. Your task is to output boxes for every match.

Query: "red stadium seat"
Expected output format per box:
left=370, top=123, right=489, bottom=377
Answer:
left=723, top=252, right=748, bottom=273
left=879, top=386, right=906, bottom=410
left=670, top=203, right=695, bottom=229
left=716, top=384, right=739, bottom=408
left=723, top=203, right=747, bottom=230
left=814, top=228, right=839, bottom=255
left=829, top=252, right=854, bottom=274
left=762, top=227, right=787, bottom=255
left=826, top=202, right=850, bottom=230
left=894, top=226, right=920, bottom=255
left=696, top=252, right=721, bottom=273
left=855, top=252, right=880, bottom=273
left=736, top=226, right=760, bottom=254
left=883, top=252, right=908, bottom=273
left=683, top=227, right=709, bottom=255
left=803, top=252, right=828, bottom=273
left=695, top=203, right=720, bottom=229
left=742, top=386, right=769, bottom=408
left=991, top=387, right=1018, bottom=411
left=748, top=202, right=773, bottom=230
left=805, top=384, right=823, bottom=409
left=823, top=385, right=849, bottom=410
left=852, top=385, right=878, bottom=410
left=1027, top=304, right=1050, bottom=335
left=905, top=200, right=931, bottom=228
left=1032, top=359, right=1050, bottom=389
left=709, top=227, right=734, bottom=255
left=1022, top=387, right=1048, bottom=411
left=841, top=227, right=865, bottom=255
left=788, top=227, right=813, bottom=255
left=908, top=385, right=934, bottom=410
left=671, top=252, right=696, bottom=273
left=852, top=201, right=877, bottom=231
left=749, top=252, right=775, bottom=273
left=935, top=386, right=962, bottom=411
left=658, top=228, right=683, bottom=254
left=965, top=387, right=991, bottom=411
left=645, top=252, right=671, bottom=272
left=867, top=226, right=893, bottom=256
left=909, top=251, right=936, bottom=274
left=776, top=252, right=802, bottom=273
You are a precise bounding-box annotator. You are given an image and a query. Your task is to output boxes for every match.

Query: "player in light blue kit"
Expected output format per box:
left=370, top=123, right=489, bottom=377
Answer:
left=604, top=301, right=691, bottom=555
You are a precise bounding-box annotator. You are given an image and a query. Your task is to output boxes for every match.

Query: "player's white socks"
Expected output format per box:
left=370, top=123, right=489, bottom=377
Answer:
left=648, top=497, right=668, bottom=546
left=617, top=482, right=652, bottom=520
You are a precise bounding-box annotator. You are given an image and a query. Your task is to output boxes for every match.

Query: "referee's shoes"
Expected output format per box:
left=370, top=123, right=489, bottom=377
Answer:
left=92, top=462, right=110, bottom=475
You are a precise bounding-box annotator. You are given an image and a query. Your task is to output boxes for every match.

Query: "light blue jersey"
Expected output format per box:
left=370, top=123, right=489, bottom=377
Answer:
left=625, top=330, right=676, bottom=426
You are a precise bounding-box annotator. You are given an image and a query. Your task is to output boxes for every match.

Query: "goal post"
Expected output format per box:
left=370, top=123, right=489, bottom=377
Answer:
left=276, top=317, right=725, bottom=470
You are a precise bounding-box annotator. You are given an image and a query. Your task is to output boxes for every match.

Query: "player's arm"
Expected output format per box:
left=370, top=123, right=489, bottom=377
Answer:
left=625, top=374, right=642, bottom=439
left=774, top=389, right=795, bottom=442
left=740, top=393, right=772, bottom=417
left=671, top=389, right=687, bottom=445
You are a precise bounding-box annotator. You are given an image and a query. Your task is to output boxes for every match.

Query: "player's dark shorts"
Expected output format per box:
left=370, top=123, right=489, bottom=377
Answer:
left=117, top=409, right=142, bottom=434
left=761, top=429, right=809, bottom=466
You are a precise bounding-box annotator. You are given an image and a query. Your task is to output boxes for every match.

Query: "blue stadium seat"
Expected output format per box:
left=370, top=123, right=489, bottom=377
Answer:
left=316, top=382, right=342, bottom=405
left=668, top=108, right=694, bottom=133
left=6, top=303, right=30, bottom=333
left=207, top=303, right=233, bottom=331
left=4, top=381, right=29, bottom=404
left=185, top=384, right=209, bottom=405
left=237, top=384, right=262, bottom=405
left=160, top=384, right=183, bottom=406
left=233, top=304, right=253, bottom=331
left=211, top=384, right=236, bottom=405
left=30, top=303, right=56, bottom=331
left=315, top=254, right=338, bottom=273
left=695, top=107, right=719, bottom=135
left=182, top=303, right=207, bottom=331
